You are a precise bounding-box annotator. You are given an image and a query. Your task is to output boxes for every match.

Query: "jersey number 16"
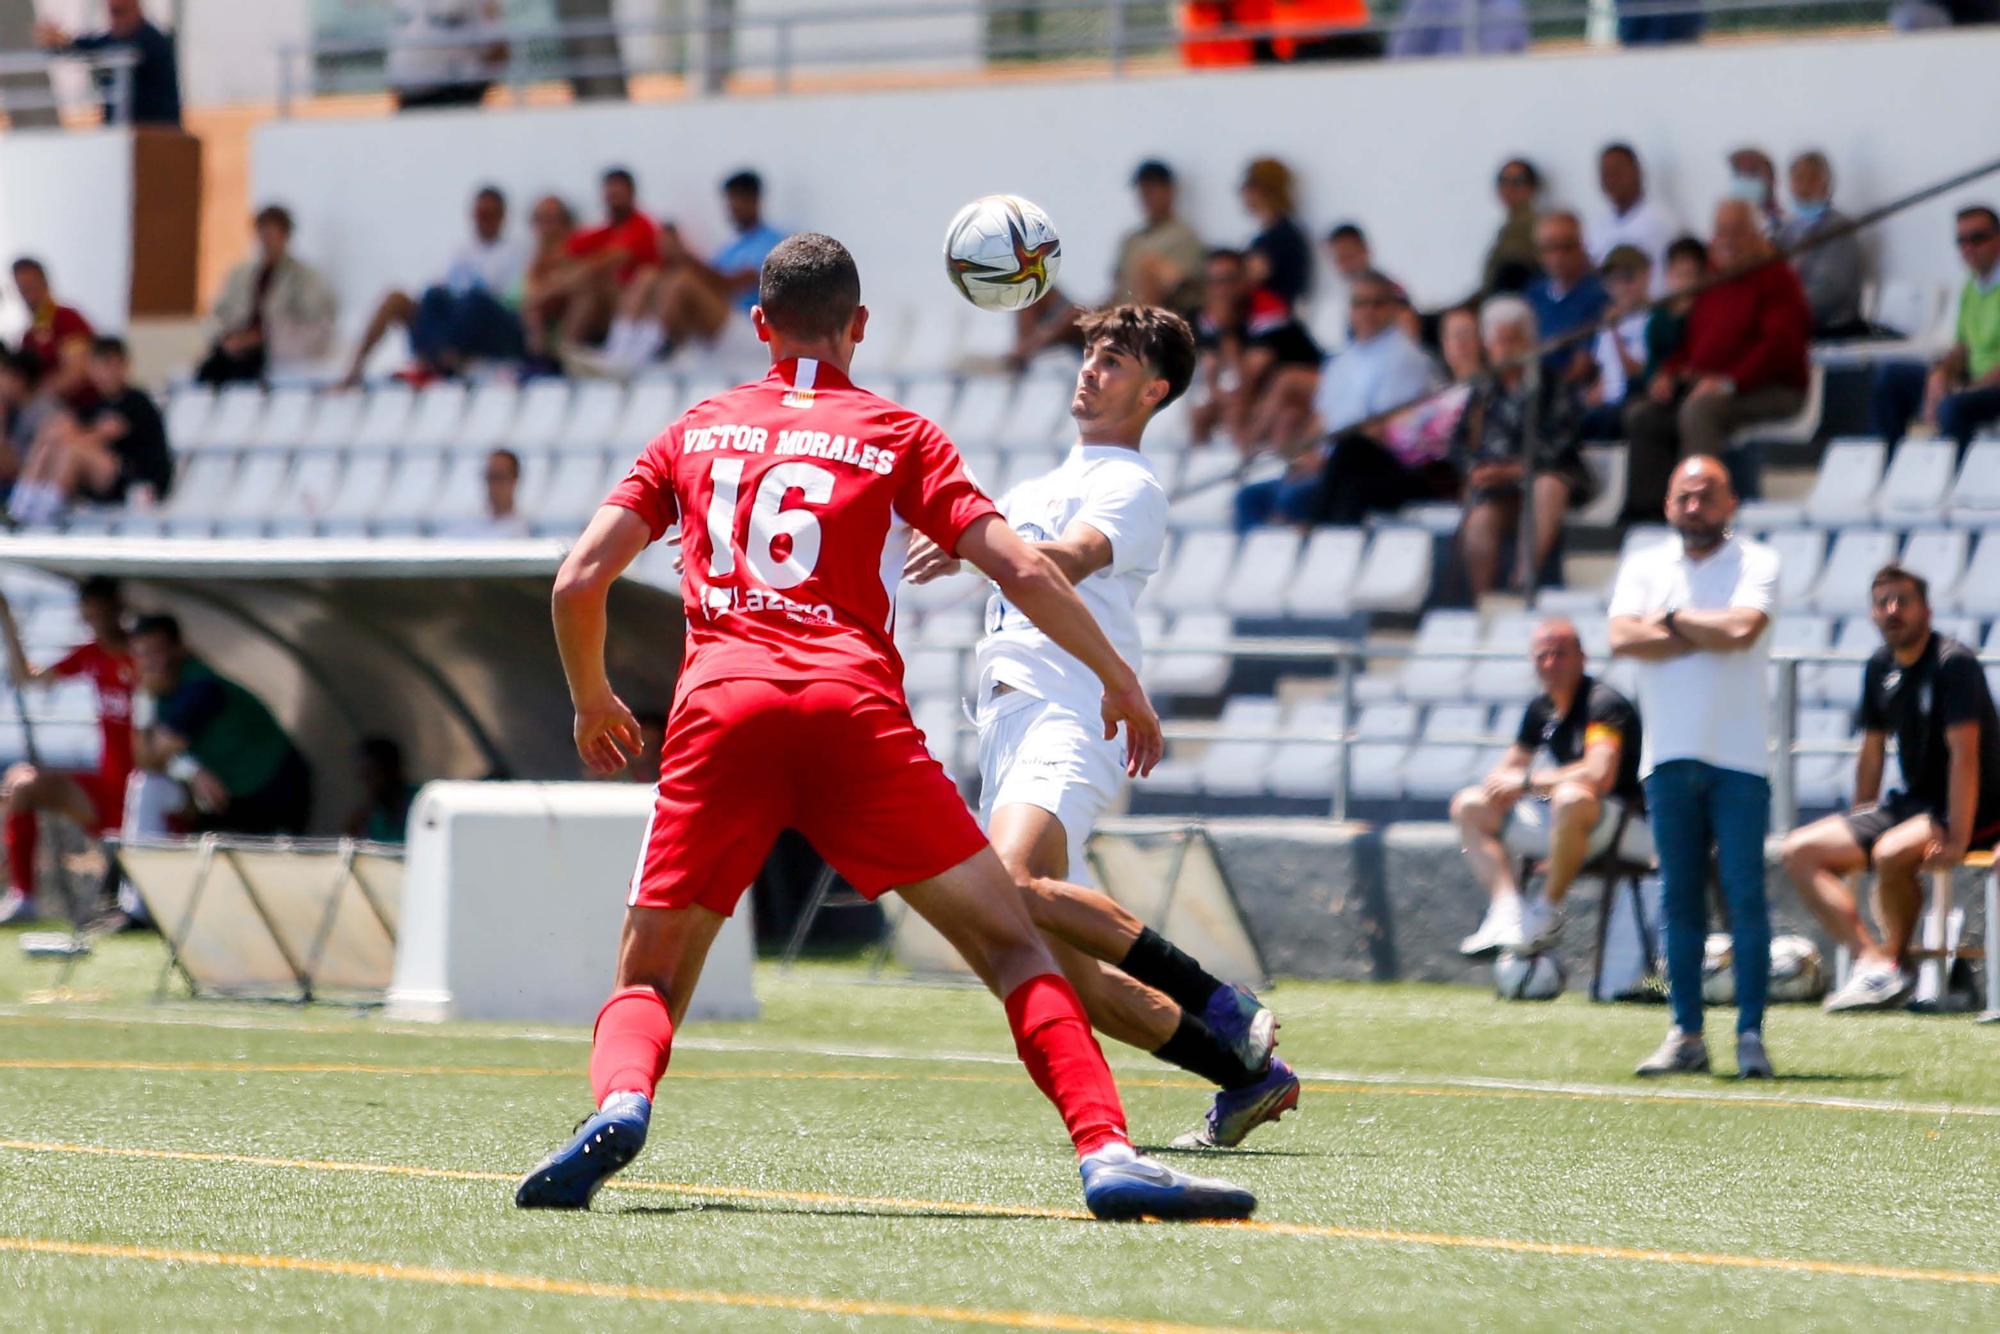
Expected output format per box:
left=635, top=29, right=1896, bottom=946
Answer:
left=704, top=458, right=836, bottom=590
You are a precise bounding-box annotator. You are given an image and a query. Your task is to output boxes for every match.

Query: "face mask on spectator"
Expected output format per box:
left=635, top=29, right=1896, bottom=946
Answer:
left=1792, top=200, right=1829, bottom=225
left=1726, top=175, right=1767, bottom=204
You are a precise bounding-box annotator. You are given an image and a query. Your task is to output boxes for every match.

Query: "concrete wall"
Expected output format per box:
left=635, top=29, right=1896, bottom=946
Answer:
left=0, top=128, right=133, bottom=340
left=250, top=28, right=2000, bottom=343
left=1104, top=817, right=1993, bottom=991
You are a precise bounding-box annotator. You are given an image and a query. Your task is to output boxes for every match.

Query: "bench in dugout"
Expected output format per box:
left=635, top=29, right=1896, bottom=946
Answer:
left=1508, top=804, right=1660, bottom=1003
left=1831, top=848, right=1999, bottom=1019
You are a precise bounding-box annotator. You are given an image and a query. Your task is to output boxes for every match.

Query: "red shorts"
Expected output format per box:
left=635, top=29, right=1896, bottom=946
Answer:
left=58, top=767, right=124, bottom=834
left=629, top=678, right=988, bottom=915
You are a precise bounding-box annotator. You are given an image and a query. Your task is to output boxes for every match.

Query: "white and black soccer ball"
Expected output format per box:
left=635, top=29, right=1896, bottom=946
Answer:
left=1494, top=950, right=1566, bottom=1001
left=1768, top=933, right=1828, bottom=1003
left=1701, top=931, right=1735, bottom=1005
left=943, top=194, right=1063, bottom=312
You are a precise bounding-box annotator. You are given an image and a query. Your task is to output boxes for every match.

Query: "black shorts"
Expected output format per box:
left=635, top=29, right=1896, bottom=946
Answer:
left=1843, top=791, right=2000, bottom=862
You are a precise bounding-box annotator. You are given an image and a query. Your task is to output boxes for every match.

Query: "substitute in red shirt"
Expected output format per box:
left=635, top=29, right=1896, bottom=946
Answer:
left=10, top=257, right=93, bottom=384
left=564, top=167, right=661, bottom=287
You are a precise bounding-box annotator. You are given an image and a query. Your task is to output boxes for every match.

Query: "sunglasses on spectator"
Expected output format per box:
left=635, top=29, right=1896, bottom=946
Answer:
left=1496, top=173, right=1533, bottom=187
left=1958, top=229, right=1998, bottom=247
left=1350, top=294, right=1394, bottom=308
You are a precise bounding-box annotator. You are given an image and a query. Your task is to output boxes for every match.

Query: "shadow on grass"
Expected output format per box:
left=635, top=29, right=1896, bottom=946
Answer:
left=1748, top=1071, right=1899, bottom=1084
left=615, top=1201, right=1068, bottom=1222
left=1139, top=1144, right=1349, bottom=1160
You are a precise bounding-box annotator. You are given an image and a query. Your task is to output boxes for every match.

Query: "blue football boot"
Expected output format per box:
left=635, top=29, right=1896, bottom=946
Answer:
left=1080, top=1143, right=1257, bottom=1220
left=1201, top=982, right=1278, bottom=1074
left=514, top=1092, right=651, bottom=1209
left=1171, top=1057, right=1301, bottom=1150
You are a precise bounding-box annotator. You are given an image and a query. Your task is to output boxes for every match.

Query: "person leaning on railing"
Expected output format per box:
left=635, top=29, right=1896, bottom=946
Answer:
left=34, top=0, right=179, bottom=126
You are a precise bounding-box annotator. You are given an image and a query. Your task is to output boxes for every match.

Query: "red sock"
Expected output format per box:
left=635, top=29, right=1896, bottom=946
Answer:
left=588, top=986, right=674, bottom=1105
left=5, top=811, right=35, bottom=898
left=1003, top=973, right=1129, bottom=1158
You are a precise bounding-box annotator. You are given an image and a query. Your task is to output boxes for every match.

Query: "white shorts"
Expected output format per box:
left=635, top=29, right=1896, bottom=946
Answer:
left=976, top=692, right=1125, bottom=885
left=1502, top=794, right=1653, bottom=865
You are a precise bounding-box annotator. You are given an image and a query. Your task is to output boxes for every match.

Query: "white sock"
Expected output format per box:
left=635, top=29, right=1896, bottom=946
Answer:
left=600, top=1089, right=649, bottom=1112
left=616, top=322, right=663, bottom=370
left=10, top=482, right=61, bottom=525
left=1081, top=1141, right=1137, bottom=1165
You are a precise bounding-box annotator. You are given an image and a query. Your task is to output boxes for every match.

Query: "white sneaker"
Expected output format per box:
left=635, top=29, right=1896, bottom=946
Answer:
left=0, top=887, right=40, bottom=926
left=1459, top=896, right=1524, bottom=959
left=1518, top=896, right=1566, bottom=954
left=1823, top=961, right=1914, bottom=1013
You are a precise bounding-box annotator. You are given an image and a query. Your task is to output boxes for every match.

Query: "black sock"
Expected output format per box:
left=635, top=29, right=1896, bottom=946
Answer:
left=1120, top=927, right=1224, bottom=1014
left=1153, top=1011, right=1261, bottom=1090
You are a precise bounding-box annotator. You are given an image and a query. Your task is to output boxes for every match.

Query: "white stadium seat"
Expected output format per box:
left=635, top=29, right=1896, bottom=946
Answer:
left=273, top=452, right=345, bottom=523
left=402, top=383, right=469, bottom=450
left=1467, top=612, right=1540, bottom=704
left=1769, top=613, right=1833, bottom=705
left=1266, top=697, right=1346, bottom=799
left=1005, top=368, right=1077, bottom=448
left=351, top=384, right=416, bottom=449
left=948, top=376, right=1016, bottom=447
left=215, top=450, right=295, bottom=529
left=504, top=380, right=573, bottom=452
left=1168, top=449, right=1243, bottom=530
left=1947, top=441, right=2000, bottom=527
left=1282, top=527, right=1366, bottom=619
left=1762, top=529, right=1826, bottom=611
left=901, top=649, right=963, bottom=699
left=918, top=608, right=981, bottom=651
left=897, top=377, right=958, bottom=429
left=1198, top=696, right=1282, bottom=796
left=611, top=381, right=680, bottom=451
left=1956, top=530, right=2000, bottom=616
left=1809, top=529, right=1899, bottom=615
left=301, top=390, right=366, bottom=450
left=1146, top=612, right=1231, bottom=697
left=534, top=451, right=616, bottom=527
left=1349, top=703, right=1419, bottom=800
left=991, top=450, right=1061, bottom=500
left=1153, top=530, right=1236, bottom=612
left=257, top=387, right=318, bottom=449
left=204, top=384, right=268, bottom=449
left=1874, top=440, right=1957, bottom=522
left=455, top=382, right=520, bottom=453
left=1818, top=616, right=1878, bottom=712
left=563, top=381, right=628, bottom=452
left=1792, top=707, right=1855, bottom=809
left=1394, top=609, right=1481, bottom=702
left=1730, top=363, right=1823, bottom=449
left=1350, top=527, right=1433, bottom=612
left=1900, top=528, right=1969, bottom=606
left=909, top=694, right=968, bottom=779
left=1222, top=529, right=1302, bottom=618
left=164, top=385, right=216, bottom=449
left=1145, top=396, right=1194, bottom=453
left=1801, top=440, right=1885, bottom=527
left=1402, top=704, right=1491, bottom=801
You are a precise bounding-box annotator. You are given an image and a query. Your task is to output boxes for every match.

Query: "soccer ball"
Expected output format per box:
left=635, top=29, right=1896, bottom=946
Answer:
left=1700, top=932, right=1735, bottom=1004
left=942, top=194, right=1063, bottom=312
left=1494, top=950, right=1566, bottom=1001
left=1768, top=934, right=1828, bottom=1003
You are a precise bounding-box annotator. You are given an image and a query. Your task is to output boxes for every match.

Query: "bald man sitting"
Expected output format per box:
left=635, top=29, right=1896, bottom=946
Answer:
left=1455, top=617, right=1649, bottom=960
left=1621, top=199, right=1813, bottom=520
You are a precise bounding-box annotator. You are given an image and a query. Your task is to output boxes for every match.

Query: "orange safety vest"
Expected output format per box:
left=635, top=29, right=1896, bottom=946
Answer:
left=1268, top=0, right=1370, bottom=59
left=1181, top=0, right=1370, bottom=67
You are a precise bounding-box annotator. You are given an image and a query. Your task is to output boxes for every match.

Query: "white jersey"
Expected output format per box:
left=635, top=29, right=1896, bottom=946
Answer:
left=975, top=444, right=1169, bottom=714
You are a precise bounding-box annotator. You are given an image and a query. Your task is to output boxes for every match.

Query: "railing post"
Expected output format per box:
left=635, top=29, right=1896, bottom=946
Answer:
left=775, top=17, right=792, bottom=95
left=1334, top=647, right=1355, bottom=823
left=1772, top=657, right=1798, bottom=834
left=109, top=61, right=132, bottom=125
left=1107, top=0, right=1127, bottom=77
left=276, top=43, right=293, bottom=118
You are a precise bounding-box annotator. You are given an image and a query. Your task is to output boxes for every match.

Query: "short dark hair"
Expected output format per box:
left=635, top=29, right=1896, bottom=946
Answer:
left=131, top=612, right=182, bottom=645
left=91, top=335, right=128, bottom=360
left=1132, top=159, right=1174, bottom=187
left=1665, top=235, right=1709, bottom=268
left=487, top=447, right=521, bottom=478
left=475, top=184, right=506, bottom=208
left=722, top=170, right=762, bottom=196
left=1958, top=204, right=2000, bottom=233
left=603, top=166, right=635, bottom=190
left=1206, top=246, right=1245, bottom=267
left=1326, top=222, right=1366, bottom=246
left=758, top=232, right=860, bottom=341
left=11, top=256, right=45, bottom=279
left=78, top=575, right=121, bottom=605
left=255, top=204, right=293, bottom=233
left=1498, top=157, right=1541, bottom=189
left=1871, top=563, right=1929, bottom=605
left=1076, top=304, right=1198, bottom=410
left=1601, top=141, right=1639, bottom=164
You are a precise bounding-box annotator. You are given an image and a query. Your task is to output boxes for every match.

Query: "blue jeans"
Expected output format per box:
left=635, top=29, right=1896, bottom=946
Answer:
left=1617, top=11, right=1704, bottom=43
left=412, top=285, right=525, bottom=367
left=1869, top=359, right=2000, bottom=451
left=1234, top=474, right=1323, bottom=533
left=1643, top=759, right=1771, bottom=1036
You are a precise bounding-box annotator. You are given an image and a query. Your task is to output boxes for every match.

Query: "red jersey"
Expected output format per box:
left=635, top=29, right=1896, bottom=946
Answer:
left=51, top=640, right=137, bottom=788
left=19, top=302, right=93, bottom=379
left=565, top=212, right=662, bottom=286
left=605, top=357, right=997, bottom=702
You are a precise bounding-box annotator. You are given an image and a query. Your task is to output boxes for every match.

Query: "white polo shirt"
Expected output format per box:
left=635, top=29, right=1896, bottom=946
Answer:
left=1606, top=532, right=1780, bottom=779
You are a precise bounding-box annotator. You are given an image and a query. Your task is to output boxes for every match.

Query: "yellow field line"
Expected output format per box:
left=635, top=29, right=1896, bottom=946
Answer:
left=7, top=1056, right=2000, bottom=1123
left=5, top=1138, right=2000, bottom=1290
left=0, top=1235, right=1271, bottom=1334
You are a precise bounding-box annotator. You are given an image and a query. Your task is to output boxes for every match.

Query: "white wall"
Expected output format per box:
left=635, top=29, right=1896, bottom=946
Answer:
left=252, top=29, right=2000, bottom=351
left=0, top=128, right=132, bottom=340
left=177, top=0, right=312, bottom=108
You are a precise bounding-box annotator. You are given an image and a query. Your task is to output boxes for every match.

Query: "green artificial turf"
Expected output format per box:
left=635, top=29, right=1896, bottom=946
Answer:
left=2, top=928, right=1998, bottom=1331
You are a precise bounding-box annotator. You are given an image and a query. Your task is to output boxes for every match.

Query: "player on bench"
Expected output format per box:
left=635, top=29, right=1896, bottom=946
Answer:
left=1782, top=562, right=2000, bottom=1012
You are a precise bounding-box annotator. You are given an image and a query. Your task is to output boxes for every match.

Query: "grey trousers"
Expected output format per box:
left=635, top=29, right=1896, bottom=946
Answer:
left=1623, top=384, right=1806, bottom=516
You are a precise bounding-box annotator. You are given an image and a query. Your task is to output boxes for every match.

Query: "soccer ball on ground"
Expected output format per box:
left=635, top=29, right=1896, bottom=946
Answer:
left=1703, top=931, right=1829, bottom=1004
left=1494, top=950, right=1566, bottom=1001
left=943, top=194, right=1063, bottom=312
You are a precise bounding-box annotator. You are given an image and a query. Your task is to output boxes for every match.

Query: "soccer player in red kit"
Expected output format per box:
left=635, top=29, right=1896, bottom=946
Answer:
left=515, top=233, right=1255, bottom=1220
left=0, top=576, right=135, bottom=924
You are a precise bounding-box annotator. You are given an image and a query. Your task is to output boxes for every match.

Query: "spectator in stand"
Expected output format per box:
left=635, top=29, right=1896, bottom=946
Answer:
left=1579, top=245, right=1652, bottom=439
left=1622, top=200, right=1811, bottom=518
left=586, top=170, right=788, bottom=376
left=1868, top=205, right=2000, bottom=453
left=1240, top=157, right=1312, bottom=312
left=1609, top=457, right=1780, bottom=1079
left=341, top=185, right=530, bottom=387
left=0, top=349, right=33, bottom=490
left=196, top=205, right=337, bottom=386
left=9, top=337, right=172, bottom=526
left=1234, top=269, right=1438, bottom=530
left=524, top=167, right=660, bottom=366
left=439, top=447, right=531, bottom=539
left=1012, top=159, right=1208, bottom=368
left=1892, top=0, right=2000, bottom=27
left=518, top=194, right=579, bottom=364
left=345, top=737, right=420, bottom=844
left=1454, top=296, right=1591, bottom=597
left=1202, top=247, right=1325, bottom=453
left=33, top=0, right=181, bottom=126
left=10, top=259, right=93, bottom=386
left=388, top=0, right=506, bottom=111
left=0, top=577, right=135, bottom=926
left=1617, top=0, right=1702, bottom=44
left=1779, top=151, right=1866, bottom=338
left=1727, top=147, right=1786, bottom=236
left=1525, top=211, right=1606, bottom=384
left=1313, top=223, right=1374, bottom=352
left=1586, top=144, right=1681, bottom=275
left=1317, top=303, right=1481, bottom=524
left=1482, top=159, right=1543, bottom=297
left=1453, top=616, right=1646, bottom=959
left=1191, top=248, right=1252, bottom=445
left=1389, top=0, right=1529, bottom=56
left=123, top=614, right=313, bottom=839
left=1782, top=564, right=2000, bottom=1013
left=1641, top=236, right=1707, bottom=394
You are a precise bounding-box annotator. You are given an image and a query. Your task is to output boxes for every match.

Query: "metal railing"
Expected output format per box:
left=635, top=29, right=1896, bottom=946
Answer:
left=276, top=0, right=1899, bottom=112
left=935, top=636, right=1998, bottom=828
left=0, top=47, right=140, bottom=126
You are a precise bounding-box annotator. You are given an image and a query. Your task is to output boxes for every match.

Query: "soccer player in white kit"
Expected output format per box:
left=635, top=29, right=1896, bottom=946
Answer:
left=908, top=305, right=1299, bottom=1148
